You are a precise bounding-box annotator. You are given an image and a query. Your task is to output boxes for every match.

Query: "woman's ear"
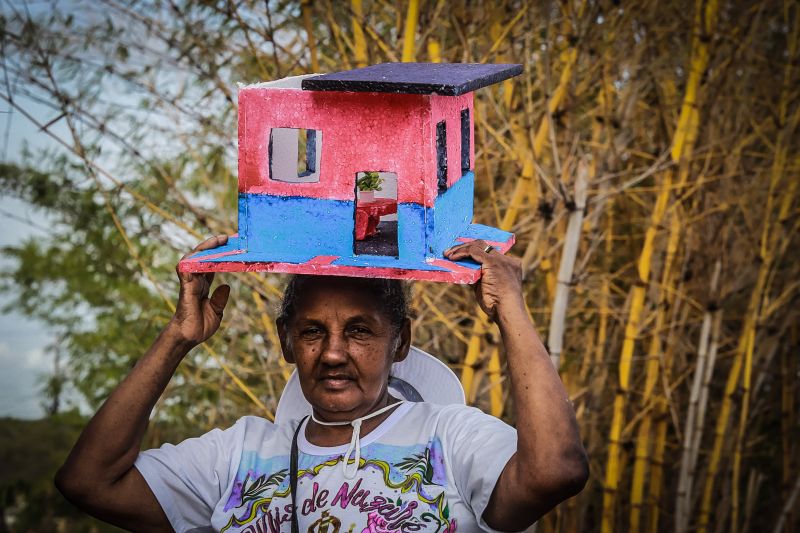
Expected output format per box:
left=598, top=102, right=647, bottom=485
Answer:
left=393, top=319, right=412, bottom=363
left=277, top=321, right=295, bottom=364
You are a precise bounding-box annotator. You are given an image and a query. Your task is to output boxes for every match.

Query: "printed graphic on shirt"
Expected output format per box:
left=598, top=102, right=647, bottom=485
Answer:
left=220, top=439, right=456, bottom=533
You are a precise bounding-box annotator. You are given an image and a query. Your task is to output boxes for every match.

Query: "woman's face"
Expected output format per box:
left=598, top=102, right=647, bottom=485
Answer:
left=278, top=279, right=410, bottom=421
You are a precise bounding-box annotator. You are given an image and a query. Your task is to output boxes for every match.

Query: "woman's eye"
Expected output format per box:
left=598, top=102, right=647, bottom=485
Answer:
left=300, top=327, right=323, bottom=338
left=348, top=326, right=372, bottom=337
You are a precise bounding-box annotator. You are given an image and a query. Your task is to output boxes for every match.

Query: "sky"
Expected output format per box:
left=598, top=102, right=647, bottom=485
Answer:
left=0, top=94, right=63, bottom=418
left=0, top=0, right=276, bottom=419
left=0, top=0, right=170, bottom=419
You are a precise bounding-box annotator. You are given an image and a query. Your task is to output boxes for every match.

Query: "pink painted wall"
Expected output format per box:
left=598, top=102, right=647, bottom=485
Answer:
left=238, top=87, right=474, bottom=207
left=240, top=89, right=428, bottom=205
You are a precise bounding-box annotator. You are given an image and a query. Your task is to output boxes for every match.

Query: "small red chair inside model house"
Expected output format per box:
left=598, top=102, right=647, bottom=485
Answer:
left=181, top=63, right=521, bottom=283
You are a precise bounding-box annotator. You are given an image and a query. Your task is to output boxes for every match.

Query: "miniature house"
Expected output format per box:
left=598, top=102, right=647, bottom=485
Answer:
left=181, top=63, right=522, bottom=283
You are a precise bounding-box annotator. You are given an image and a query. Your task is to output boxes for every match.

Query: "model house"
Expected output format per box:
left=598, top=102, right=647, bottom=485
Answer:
left=181, top=63, right=521, bottom=283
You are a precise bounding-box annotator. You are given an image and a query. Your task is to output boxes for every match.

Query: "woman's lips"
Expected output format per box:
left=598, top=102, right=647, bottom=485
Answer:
left=319, top=376, right=354, bottom=390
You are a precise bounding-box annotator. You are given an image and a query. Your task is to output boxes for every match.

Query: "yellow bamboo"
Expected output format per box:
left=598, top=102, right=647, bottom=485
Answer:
left=252, top=290, right=291, bottom=383
left=461, top=317, right=488, bottom=404
left=102, top=193, right=174, bottom=312
left=780, top=323, right=797, bottom=533
left=301, top=0, right=319, bottom=72
left=463, top=2, right=586, bottom=415
left=670, top=0, right=718, bottom=163
left=602, top=2, right=717, bottom=529
left=487, top=346, right=503, bottom=417
left=697, top=166, right=796, bottom=533
left=401, top=0, right=419, bottom=62
left=629, top=411, right=652, bottom=533
left=206, top=344, right=273, bottom=421
left=481, top=6, right=529, bottom=63
left=731, top=326, right=756, bottom=531
left=629, top=214, right=681, bottom=532
left=420, top=292, right=469, bottom=345
left=488, top=18, right=515, bottom=110
left=324, top=0, right=351, bottom=69
left=699, top=6, right=797, bottom=527
left=427, top=39, right=441, bottom=63
left=351, top=0, right=367, bottom=67
left=648, top=398, right=669, bottom=533
left=602, top=168, right=672, bottom=532
left=458, top=4, right=585, bottom=399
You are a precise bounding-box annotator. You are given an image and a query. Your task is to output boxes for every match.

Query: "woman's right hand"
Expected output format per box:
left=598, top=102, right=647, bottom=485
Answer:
left=167, top=234, right=231, bottom=348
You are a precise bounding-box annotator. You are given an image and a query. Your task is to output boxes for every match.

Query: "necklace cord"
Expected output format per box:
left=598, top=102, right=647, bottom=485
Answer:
left=290, top=415, right=308, bottom=533
left=310, top=401, right=404, bottom=479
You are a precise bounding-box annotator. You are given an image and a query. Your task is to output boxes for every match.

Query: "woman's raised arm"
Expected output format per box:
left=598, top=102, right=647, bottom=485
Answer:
left=55, top=235, right=231, bottom=531
left=444, top=240, right=589, bottom=531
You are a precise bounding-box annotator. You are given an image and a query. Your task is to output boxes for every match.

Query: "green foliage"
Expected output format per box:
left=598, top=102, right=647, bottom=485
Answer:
left=0, top=411, right=122, bottom=531
left=357, top=171, right=384, bottom=192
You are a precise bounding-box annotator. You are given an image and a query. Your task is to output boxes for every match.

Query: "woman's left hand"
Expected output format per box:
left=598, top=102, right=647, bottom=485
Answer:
left=444, top=240, right=524, bottom=323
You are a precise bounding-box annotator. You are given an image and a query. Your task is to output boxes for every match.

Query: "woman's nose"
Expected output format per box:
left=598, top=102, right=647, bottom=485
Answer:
left=320, top=333, right=348, bottom=365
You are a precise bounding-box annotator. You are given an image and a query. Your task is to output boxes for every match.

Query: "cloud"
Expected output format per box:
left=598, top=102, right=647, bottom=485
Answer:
left=23, top=346, right=49, bottom=370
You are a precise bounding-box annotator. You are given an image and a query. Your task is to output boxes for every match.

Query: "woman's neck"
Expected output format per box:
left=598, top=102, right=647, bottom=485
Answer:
left=305, top=394, right=401, bottom=447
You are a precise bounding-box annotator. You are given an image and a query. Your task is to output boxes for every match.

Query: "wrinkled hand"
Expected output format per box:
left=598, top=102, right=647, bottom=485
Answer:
left=444, top=240, right=524, bottom=323
left=168, top=235, right=231, bottom=348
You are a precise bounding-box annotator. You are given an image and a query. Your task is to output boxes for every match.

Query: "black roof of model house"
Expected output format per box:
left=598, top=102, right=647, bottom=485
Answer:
left=301, top=62, right=523, bottom=96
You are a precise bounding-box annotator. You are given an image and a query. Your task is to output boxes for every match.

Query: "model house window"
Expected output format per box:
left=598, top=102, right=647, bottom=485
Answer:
left=269, top=127, right=322, bottom=183
left=461, top=108, right=471, bottom=173
left=436, top=120, right=447, bottom=193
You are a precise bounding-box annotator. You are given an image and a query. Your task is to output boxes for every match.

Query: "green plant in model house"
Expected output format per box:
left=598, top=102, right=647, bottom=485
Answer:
left=357, top=171, right=383, bottom=192
left=357, top=171, right=384, bottom=202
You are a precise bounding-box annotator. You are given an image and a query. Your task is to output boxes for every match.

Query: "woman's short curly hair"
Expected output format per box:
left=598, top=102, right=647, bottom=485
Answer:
left=276, top=275, right=410, bottom=332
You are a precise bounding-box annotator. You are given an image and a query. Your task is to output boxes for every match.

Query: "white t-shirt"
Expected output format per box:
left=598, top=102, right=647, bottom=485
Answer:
left=135, top=402, right=517, bottom=532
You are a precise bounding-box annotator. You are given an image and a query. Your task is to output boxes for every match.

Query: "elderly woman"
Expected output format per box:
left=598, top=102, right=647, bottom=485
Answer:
left=56, top=235, right=588, bottom=532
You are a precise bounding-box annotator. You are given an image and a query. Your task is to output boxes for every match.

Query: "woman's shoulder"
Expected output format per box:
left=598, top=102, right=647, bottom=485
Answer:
left=405, top=401, right=513, bottom=429
left=222, top=415, right=297, bottom=446
left=406, top=400, right=497, bottom=415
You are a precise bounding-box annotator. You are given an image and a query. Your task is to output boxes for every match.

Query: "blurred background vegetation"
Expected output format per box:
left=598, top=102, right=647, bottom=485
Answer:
left=0, top=0, right=797, bottom=531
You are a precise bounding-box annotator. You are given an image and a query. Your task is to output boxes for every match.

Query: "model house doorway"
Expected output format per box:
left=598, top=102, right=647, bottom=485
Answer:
left=354, top=171, right=398, bottom=257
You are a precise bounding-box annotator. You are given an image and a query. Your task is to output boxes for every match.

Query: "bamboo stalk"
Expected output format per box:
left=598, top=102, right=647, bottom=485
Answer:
left=601, top=168, right=672, bottom=533
left=731, top=323, right=757, bottom=532
left=648, top=398, right=668, bottom=533
left=351, top=0, right=367, bottom=67
left=487, top=346, right=503, bottom=417
left=427, top=39, right=441, bottom=63
left=780, top=326, right=796, bottom=533
left=401, top=0, right=419, bottom=62
left=301, top=0, right=319, bottom=72
left=675, top=259, right=722, bottom=532
left=698, top=10, right=797, bottom=523
left=773, top=475, right=800, bottom=533
left=459, top=6, right=582, bottom=399
left=461, top=318, right=488, bottom=404
left=603, top=2, right=718, bottom=529
left=629, top=410, right=652, bottom=533
left=742, top=467, right=764, bottom=533
left=629, top=213, right=681, bottom=533
left=547, top=160, right=588, bottom=369
left=252, top=290, right=291, bottom=382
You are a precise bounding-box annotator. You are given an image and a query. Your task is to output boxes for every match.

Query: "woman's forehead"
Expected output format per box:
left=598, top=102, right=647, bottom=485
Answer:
left=293, top=278, right=386, bottom=317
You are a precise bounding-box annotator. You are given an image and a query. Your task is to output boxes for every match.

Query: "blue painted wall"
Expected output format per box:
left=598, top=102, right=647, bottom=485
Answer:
left=240, top=193, right=432, bottom=261
left=239, top=174, right=476, bottom=261
left=237, top=194, right=249, bottom=247
left=396, top=202, right=428, bottom=262
left=431, top=171, right=474, bottom=255
left=243, top=194, right=355, bottom=256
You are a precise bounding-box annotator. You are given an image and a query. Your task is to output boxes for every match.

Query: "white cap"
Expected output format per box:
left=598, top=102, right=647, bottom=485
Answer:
left=274, top=346, right=466, bottom=424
